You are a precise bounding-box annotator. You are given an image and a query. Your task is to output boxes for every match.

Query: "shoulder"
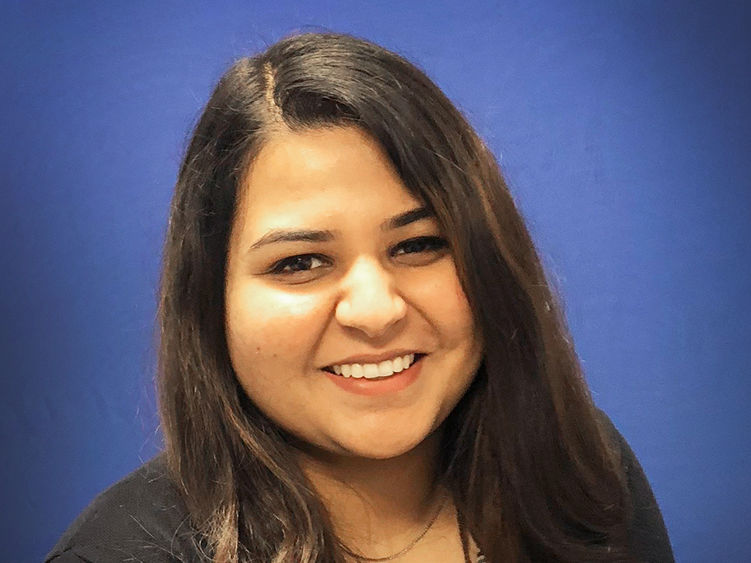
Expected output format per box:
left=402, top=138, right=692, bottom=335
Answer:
left=46, top=455, right=207, bottom=562
left=595, top=409, right=675, bottom=563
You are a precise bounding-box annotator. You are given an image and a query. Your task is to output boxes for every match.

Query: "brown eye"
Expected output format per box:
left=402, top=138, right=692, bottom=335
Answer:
left=391, top=236, right=448, bottom=264
left=269, top=254, right=330, bottom=275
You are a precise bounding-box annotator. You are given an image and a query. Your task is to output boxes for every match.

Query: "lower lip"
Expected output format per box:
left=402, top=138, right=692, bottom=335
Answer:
left=324, top=358, right=423, bottom=396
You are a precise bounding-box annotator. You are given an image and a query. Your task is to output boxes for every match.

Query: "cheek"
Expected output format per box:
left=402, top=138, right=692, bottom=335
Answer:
left=411, top=263, right=477, bottom=341
left=450, top=277, right=476, bottom=331
left=226, top=285, right=329, bottom=374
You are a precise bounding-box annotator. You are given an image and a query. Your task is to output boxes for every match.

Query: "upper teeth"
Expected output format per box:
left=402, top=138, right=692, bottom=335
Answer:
left=331, top=354, right=416, bottom=379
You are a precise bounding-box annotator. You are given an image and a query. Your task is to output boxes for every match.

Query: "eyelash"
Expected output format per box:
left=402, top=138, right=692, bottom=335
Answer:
left=267, top=236, right=448, bottom=276
left=390, top=236, right=448, bottom=257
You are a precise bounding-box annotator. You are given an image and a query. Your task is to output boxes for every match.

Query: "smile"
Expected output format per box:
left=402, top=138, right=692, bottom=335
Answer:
left=325, top=353, right=422, bottom=379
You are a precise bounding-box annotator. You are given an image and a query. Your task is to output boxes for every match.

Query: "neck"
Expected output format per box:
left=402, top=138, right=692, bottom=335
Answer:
left=295, top=431, right=445, bottom=557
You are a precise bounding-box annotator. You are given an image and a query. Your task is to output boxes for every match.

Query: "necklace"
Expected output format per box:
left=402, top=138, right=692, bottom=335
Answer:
left=340, top=491, right=448, bottom=562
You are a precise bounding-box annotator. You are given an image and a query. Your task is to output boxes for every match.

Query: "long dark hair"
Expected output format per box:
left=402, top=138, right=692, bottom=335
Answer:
left=158, top=32, right=632, bottom=562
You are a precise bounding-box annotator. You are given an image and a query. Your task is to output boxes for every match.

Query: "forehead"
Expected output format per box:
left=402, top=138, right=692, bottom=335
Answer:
left=236, top=127, right=421, bottom=229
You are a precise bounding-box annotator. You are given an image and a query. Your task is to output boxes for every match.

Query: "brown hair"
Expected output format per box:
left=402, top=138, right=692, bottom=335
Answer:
left=158, top=32, right=632, bottom=561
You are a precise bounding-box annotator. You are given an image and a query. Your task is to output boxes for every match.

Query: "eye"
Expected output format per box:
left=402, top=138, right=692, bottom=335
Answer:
left=391, top=236, right=448, bottom=264
left=268, top=254, right=331, bottom=279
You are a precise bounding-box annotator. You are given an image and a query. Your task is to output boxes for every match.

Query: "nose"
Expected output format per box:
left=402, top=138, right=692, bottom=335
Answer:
left=335, top=257, right=407, bottom=338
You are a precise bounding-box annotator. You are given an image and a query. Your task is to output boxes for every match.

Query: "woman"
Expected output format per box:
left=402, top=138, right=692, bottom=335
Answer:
left=48, top=32, right=673, bottom=562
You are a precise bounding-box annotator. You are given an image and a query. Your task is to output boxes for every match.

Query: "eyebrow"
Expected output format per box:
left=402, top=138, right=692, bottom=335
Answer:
left=383, top=206, right=432, bottom=230
left=247, top=206, right=432, bottom=251
left=248, top=229, right=335, bottom=250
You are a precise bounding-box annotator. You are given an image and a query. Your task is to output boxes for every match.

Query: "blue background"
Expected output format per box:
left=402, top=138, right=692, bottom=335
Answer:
left=2, top=1, right=749, bottom=561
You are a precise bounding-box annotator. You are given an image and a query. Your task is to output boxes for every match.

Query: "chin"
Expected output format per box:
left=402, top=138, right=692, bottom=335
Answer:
left=345, top=443, right=415, bottom=460
left=336, top=426, right=439, bottom=461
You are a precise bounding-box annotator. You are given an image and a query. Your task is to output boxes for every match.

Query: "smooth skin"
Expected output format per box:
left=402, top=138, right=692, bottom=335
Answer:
left=225, top=126, right=483, bottom=560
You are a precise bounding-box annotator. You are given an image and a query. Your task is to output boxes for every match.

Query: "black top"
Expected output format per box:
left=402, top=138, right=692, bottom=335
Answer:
left=47, top=417, right=674, bottom=562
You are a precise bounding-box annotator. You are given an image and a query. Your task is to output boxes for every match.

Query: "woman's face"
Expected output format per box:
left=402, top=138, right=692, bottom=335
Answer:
left=225, top=126, right=483, bottom=460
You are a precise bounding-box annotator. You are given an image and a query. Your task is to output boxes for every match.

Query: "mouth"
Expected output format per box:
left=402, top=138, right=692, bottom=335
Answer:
left=322, top=353, right=425, bottom=381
